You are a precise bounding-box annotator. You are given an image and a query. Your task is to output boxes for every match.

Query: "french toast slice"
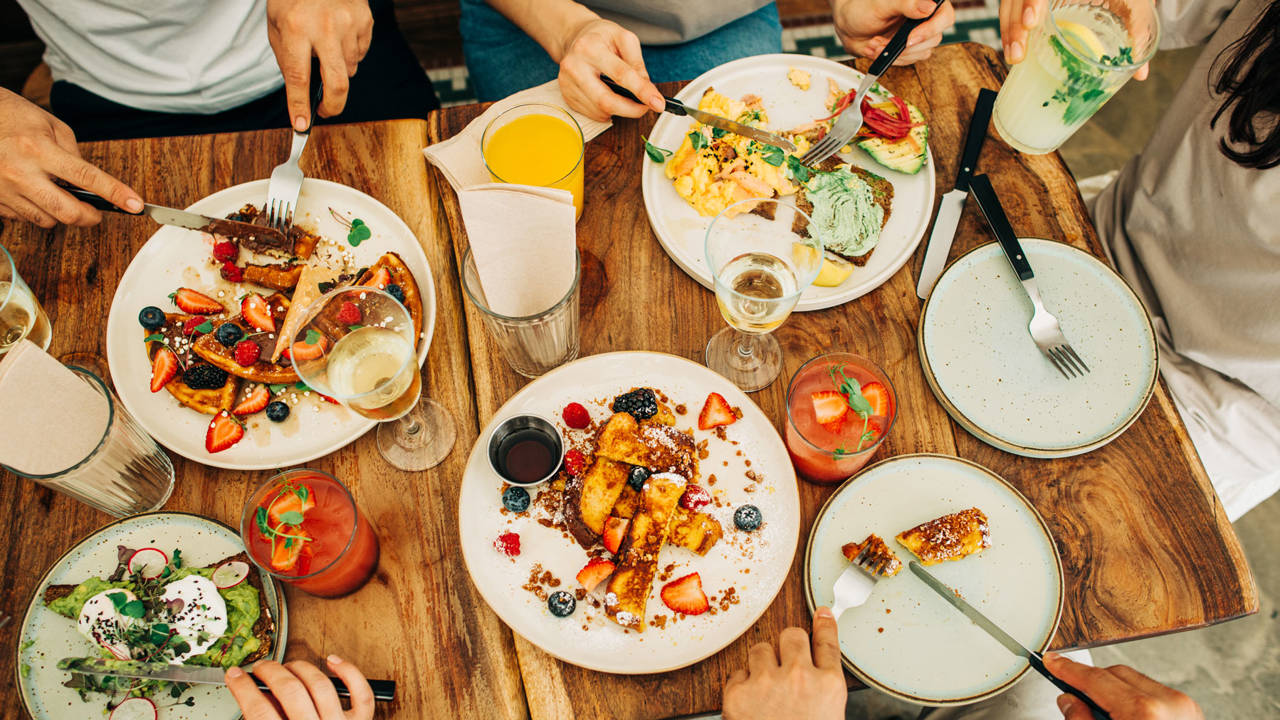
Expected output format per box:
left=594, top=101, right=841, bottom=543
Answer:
left=896, top=508, right=990, bottom=566
left=243, top=262, right=303, bottom=292
left=225, top=204, right=319, bottom=259
left=842, top=534, right=903, bottom=577
left=608, top=488, right=722, bottom=555
left=355, top=252, right=424, bottom=349
left=144, top=314, right=239, bottom=414
left=191, top=293, right=298, bottom=384
left=564, top=456, right=631, bottom=548
left=595, top=412, right=697, bottom=478
left=604, top=472, right=686, bottom=631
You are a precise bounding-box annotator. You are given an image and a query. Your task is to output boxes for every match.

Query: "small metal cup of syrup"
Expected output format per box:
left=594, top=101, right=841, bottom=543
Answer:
left=487, top=414, right=565, bottom=486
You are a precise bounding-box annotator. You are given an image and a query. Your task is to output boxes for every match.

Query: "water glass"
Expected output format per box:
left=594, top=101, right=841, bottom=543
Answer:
left=1, top=242, right=53, bottom=356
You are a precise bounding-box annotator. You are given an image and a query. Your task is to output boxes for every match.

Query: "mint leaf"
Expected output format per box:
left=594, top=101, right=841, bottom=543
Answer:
left=688, top=130, right=708, bottom=151
left=279, top=510, right=304, bottom=525
left=194, top=320, right=214, bottom=334
left=268, top=383, right=288, bottom=394
left=304, top=329, right=322, bottom=345
left=143, top=333, right=165, bottom=344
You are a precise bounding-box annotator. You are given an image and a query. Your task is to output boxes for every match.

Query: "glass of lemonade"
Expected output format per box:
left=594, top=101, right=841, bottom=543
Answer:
left=1, top=243, right=53, bottom=356
left=992, top=0, right=1160, bottom=154
left=785, top=352, right=897, bottom=484
left=482, top=103, right=586, bottom=221
left=704, top=198, right=825, bottom=392
left=290, top=286, right=455, bottom=471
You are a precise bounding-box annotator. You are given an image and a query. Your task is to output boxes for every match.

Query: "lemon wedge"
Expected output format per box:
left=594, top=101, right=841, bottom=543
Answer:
left=1056, top=19, right=1106, bottom=60
left=814, top=255, right=855, bottom=287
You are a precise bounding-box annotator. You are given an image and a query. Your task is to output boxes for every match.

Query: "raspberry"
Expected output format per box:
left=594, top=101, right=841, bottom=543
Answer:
left=220, top=261, right=244, bottom=282
left=212, top=241, right=238, bottom=262
left=336, top=301, right=362, bottom=325
left=563, top=449, right=586, bottom=477
left=680, top=485, right=712, bottom=511
left=233, top=340, right=261, bottom=366
left=561, top=402, right=590, bottom=429
left=494, top=531, right=521, bottom=557
left=183, top=316, right=207, bottom=336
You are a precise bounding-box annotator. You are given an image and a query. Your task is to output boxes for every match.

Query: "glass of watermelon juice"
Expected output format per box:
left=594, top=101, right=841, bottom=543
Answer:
left=785, top=352, right=896, bottom=484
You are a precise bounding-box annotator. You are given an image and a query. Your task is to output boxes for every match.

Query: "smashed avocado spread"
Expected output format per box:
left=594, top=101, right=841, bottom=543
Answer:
left=805, top=168, right=884, bottom=258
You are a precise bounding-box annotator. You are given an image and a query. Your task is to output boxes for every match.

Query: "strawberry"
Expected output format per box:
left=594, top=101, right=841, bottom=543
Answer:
left=149, top=347, right=178, bottom=392
left=268, top=488, right=316, bottom=524
left=233, top=339, right=261, bottom=366
left=368, top=267, right=392, bottom=290
left=205, top=411, right=244, bottom=453
left=212, top=240, right=238, bottom=262
left=291, top=332, right=329, bottom=361
left=233, top=384, right=270, bottom=416
left=811, top=390, right=849, bottom=433
left=241, top=293, right=275, bottom=332
left=602, top=517, right=629, bottom=554
left=575, top=558, right=616, bottom=590
left=182, top=316, right=209, bottom=336
left=865, top=418, right=885, bottom=442
left=680, top=485, right=712, bottom=511
left=660, top=572, right=709, bottom=616
left=270, top=526, right=310, bottom=572
left=697, top=392, right=737, bottom=430
left=220, top=262, right=244, bottom=283
left=172, top=288, right=223, bottom=315
left=861, top=382, right=892, bottom=418
left=336, top=301, right=362, bottom=325
left=561, top=402, right=590, bottom=429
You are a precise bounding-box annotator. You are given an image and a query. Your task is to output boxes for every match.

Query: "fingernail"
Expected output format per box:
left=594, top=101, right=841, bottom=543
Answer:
left=293, top=115, right=308, bottom=132
left=1024, top=5, right=1037, bottom=25
left=1010, top=40, right=1025, bottom=62
left=816, top=606, right=834, bottom=618
left=124, top=198, right=143, bottom=213
left=918, top=0, right=937, bottom=13
left=327, top=654, right=344, bottom=665
left=1056, top=695, right=1074, bottom=712
left=226, top=666, right=245, bottom=679
left=1043, top=652, right=1061, bottom=663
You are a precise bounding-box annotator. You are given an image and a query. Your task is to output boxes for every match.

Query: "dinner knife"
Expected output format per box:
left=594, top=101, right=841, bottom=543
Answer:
left=63, top=187, right=290, bottom=249
left=916, top=87, right=996, bottom=299
left=908, top=563, right=1110, bottom=720
left=599, top=75, right=797, bottom=153
left=60, top=657, right=396, bottom=702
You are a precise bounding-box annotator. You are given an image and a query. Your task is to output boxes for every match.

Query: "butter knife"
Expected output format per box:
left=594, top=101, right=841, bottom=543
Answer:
left=916, top=88, right=996, bottom=299
left=64, top=187, right=290, bottom=250
left=908, top=563, right=1110, bottom=719
left=600, top=75, right=797, bottom=153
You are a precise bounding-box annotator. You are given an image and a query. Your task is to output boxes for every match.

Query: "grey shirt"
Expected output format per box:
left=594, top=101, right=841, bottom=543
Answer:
left=583, top=0, right=771, bottom=44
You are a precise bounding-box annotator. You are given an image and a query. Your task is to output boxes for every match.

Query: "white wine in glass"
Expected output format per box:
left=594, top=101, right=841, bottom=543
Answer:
left=1, top=244, right=53, bottom=356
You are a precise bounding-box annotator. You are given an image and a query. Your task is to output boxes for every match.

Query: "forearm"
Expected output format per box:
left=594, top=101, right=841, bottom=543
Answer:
left=484, top=0, right=600, bottom=62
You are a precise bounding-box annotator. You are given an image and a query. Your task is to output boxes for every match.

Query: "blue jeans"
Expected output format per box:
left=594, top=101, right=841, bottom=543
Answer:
left=460, top=1, right=783, bottom=101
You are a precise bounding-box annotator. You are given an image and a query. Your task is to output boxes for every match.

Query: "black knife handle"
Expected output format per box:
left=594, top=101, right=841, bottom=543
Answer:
left=968, top=174, right=1034, bottom=281
left=955, top=88, right=996, bottom=191
left=250, top=675, right=396, bottom=702
left=867, top=0, right=945, bottom=77
left=63, top=186, right=138, bottom=214
left=600, top=75, right=684, bottom=116
left=1028, top=653, right=1111, bottom=720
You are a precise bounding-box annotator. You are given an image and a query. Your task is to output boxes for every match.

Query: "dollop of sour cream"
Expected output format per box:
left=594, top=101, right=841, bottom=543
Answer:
left=160, top=575, right=229, bottom=662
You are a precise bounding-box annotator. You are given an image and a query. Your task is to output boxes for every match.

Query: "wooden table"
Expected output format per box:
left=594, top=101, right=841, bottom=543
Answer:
left=0, top=43, right=1256, bottom=720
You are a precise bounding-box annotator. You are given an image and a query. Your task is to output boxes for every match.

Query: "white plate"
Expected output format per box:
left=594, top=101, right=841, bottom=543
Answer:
left=458, top=351, right=800, bottom=673
left=105, top=179, right=436, bottom=470
left=16, top=512, right=288, bottom=720
left=919, top=240, right=1158, bottom=457
left=641, top=53, right=936, bottom=311
left=804, top=454, right=1063, bottom=705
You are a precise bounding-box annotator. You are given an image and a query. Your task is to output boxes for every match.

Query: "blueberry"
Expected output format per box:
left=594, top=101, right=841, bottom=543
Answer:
left=214, top=323, right=244, bottom=347
left=627, top=466, right=650, bottom=491
left=502, top=486, right=530, bottom=513
left=385, top=283, right=405, bottom=304
left=734, top=504, right=763, bottom=532
left=547, top=590, right=576, bottom=617
left=265, top=401, right=290, bottom=422
left=138, top=306, right=165, bottom=331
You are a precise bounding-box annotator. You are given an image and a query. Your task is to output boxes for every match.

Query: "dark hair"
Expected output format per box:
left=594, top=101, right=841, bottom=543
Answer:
left=1209, top=0, right=1280, bottom=169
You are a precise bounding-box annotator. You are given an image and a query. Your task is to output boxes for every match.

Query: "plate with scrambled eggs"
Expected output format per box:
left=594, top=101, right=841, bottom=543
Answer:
left=640, top=54, right=936, bottom=311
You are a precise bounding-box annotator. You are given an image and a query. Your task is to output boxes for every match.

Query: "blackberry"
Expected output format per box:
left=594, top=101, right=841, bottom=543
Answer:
left=734, top=505, right=763, bottom=532
left=547, top=590, right=576, bottom=617
left=384, top=283, right=405, bottom=304
left=138, top=306, right=165, bottom=331
left=183, top=364, right=229, bottom=390
left=611, top=388, right=658, bottom=420
left=214, top=322, right=244, bottom=347
left=317, top=280, right=337, bottom=294
left=627, top=466, right=650, bottom=491
left=265, top=401, right=290, bottom=422
left=502, top=486, right=531, bottom=513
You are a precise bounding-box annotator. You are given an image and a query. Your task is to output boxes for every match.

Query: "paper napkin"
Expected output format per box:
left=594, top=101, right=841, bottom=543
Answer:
left=0, top=340, right=111, bottom=476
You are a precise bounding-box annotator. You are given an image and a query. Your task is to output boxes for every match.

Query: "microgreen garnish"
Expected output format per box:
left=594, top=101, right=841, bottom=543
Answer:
left=347, top=219, right=371, bottom=247
left=304, top=329, right=323, bottom=345
left=641, top=136, right=672, bottom=163
left=268, top=383, right=289, bottom=394
left=737, top=109, right=763, bottom=124
left=254, top=479, right=316, bottom=566
left=688, top=130, right=708, bottom=151
left=711, top=127, right=727, bottom=139
left=193, top=320, right=214, bottom=334
left=829, top=365, right=875, bottom=453
left=347, top=324, right=364, bottom=331
left=751, top=141, right=785, bottom=167
left=294, top=380, right=310, bottom=391
left=143, top=333, right=165, bottom=344
left=786, top=155, right=813, bottom=184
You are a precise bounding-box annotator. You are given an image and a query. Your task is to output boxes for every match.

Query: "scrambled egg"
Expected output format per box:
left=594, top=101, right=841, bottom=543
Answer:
left=787, top=68, right=811, bottom=91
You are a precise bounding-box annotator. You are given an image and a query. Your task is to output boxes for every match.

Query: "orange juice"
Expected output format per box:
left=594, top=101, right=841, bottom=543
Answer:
left=483, top=108, right=585, bottom=220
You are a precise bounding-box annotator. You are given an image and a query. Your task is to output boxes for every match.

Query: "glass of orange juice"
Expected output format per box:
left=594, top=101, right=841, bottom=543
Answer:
left=481, top=104, right=585, bottom=221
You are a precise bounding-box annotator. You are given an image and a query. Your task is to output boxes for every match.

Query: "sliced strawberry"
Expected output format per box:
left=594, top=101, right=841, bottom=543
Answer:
left=680, top=485, right=712, bottom=511
left=575, top=558, right=616, bottom=590
left=336, top=301, right=362, bottom=325
left=865, top=418, right=885, bottom=442
left=561, top=402, right=590, bottom=429
left=811, top=390, right=849, bottom=433
left=241, top=293, right=275, bottom=332
left=268, top=485, right=316, bottom=524
left=602, top=516, right=629, bottom=554
left=660, top=572, right=709, bottom=616
left=367, top=267, right=392, bottom=290
left=172, top=288, right=224, bottom=315
left=205, top=411, right=245, bottom=453
left=697, top=392, right=737, bottom=430
left=149, top=347, right=178, bottom=392
left=290, top=333, right=329, bottom=361
left=861, top=382, right=892, bottom=418
left=233, top=385, right=270, bottom=416
left=270, top=527, right=310, bottom=572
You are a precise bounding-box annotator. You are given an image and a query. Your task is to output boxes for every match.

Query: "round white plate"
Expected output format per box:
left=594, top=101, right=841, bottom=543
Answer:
left=919, top=239, right=1158, bottom=457
left=16, top=512, right=288, bottom=720
left=105, top=179, right=436, bottom=470
left=804, top=454, right=1063, bottom=705
left=641, top=53, right=936, bottom=311
left=458, top=351, right=800, bottom=673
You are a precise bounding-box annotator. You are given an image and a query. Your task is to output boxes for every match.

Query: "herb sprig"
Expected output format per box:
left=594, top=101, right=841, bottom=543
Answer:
left=828, top=365, right=877, bottom=453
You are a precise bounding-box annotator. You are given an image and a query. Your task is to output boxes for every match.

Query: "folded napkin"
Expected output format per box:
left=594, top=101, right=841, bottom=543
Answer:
left=0, top=340, right=110, bottom=476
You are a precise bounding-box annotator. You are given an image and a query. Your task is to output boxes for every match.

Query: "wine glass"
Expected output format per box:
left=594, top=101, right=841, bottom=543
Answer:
left=704, top=198, right=825, bottom=391
left=290, top=286, right=455, bottom=470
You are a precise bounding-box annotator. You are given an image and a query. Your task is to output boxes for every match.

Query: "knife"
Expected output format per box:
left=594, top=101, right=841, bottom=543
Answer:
left=916, top=87, right=996, bottom=299
left=600, top=75, right=797, bottom=153
left=61, top=657, right=396, bottom=702
left=63, top=187, right=291, bottom=250
left=908, top=563, right=1110, bottom=719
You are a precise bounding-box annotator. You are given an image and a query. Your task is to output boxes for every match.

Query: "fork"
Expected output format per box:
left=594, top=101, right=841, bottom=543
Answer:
left=969, top=174, right=1090, bottom=379
left=800, top=0, right=943, bottom=168
left=264, top=78, right=323, bottom=232
left=831, top=541, right=900, bottom=619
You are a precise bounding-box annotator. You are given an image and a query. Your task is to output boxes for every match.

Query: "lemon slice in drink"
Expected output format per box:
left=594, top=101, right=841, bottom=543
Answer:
left=1056, top=19, right=1107, bottom=61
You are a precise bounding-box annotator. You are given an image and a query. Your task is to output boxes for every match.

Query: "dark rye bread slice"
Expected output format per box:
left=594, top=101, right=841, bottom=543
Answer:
left=754, top=158, right=893, bottom=266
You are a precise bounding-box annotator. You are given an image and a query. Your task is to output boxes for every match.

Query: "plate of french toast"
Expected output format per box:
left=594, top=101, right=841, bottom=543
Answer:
left=105, top=179, right=435, bottom=470
left=458, top=351, right=801, bottom=673
left=804, top=454, right=1064, bottom=705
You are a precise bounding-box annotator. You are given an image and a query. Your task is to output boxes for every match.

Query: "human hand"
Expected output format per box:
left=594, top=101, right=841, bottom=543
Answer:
left=831, top=0, right=956, bottom=66
left=267, top=0, right=374, bottom=130
left=721, top=606, right=847, bottom=720
left=999, top=0, right=1147, bottom=79
left=556, top=17, right=664, bottom=122
left=0, top=88, right=142, bottom=228
left=1044, top=653, right=1204, bottom=720
left=225, top=657, right=374, bottom=720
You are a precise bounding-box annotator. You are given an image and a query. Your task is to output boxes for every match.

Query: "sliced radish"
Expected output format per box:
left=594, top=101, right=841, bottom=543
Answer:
left=110, top=697, right=157, bottom=720
left=212, top=560, right=250, bottom=589
left=99, top=640, right=131, bottom=660
left=127, top=548, right=168, bottom=579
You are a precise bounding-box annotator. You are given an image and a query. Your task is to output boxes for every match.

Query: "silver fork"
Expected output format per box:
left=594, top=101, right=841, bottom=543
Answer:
left=831, top=537, right=902, bottom=619
left=969, top=174, right=1090, bottom=379
left=264, top=78, right=323, bottom=231
left=801, top=0, right=943, bottom=168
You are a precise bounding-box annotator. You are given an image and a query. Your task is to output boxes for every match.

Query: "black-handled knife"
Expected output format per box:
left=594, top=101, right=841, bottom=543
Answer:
left=868, top=0, right=946, bottom=77
left=61, top=657, right=396, bottom=702
left=61, top=186, right=291, bottom=248
left=968, top=173, right=1035, bottom=281
left=955, top=88, right=997, bottom=192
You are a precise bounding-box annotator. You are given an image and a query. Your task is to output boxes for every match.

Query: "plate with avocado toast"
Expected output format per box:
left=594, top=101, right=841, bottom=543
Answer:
left=15, top=512, right=288, bottom=720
